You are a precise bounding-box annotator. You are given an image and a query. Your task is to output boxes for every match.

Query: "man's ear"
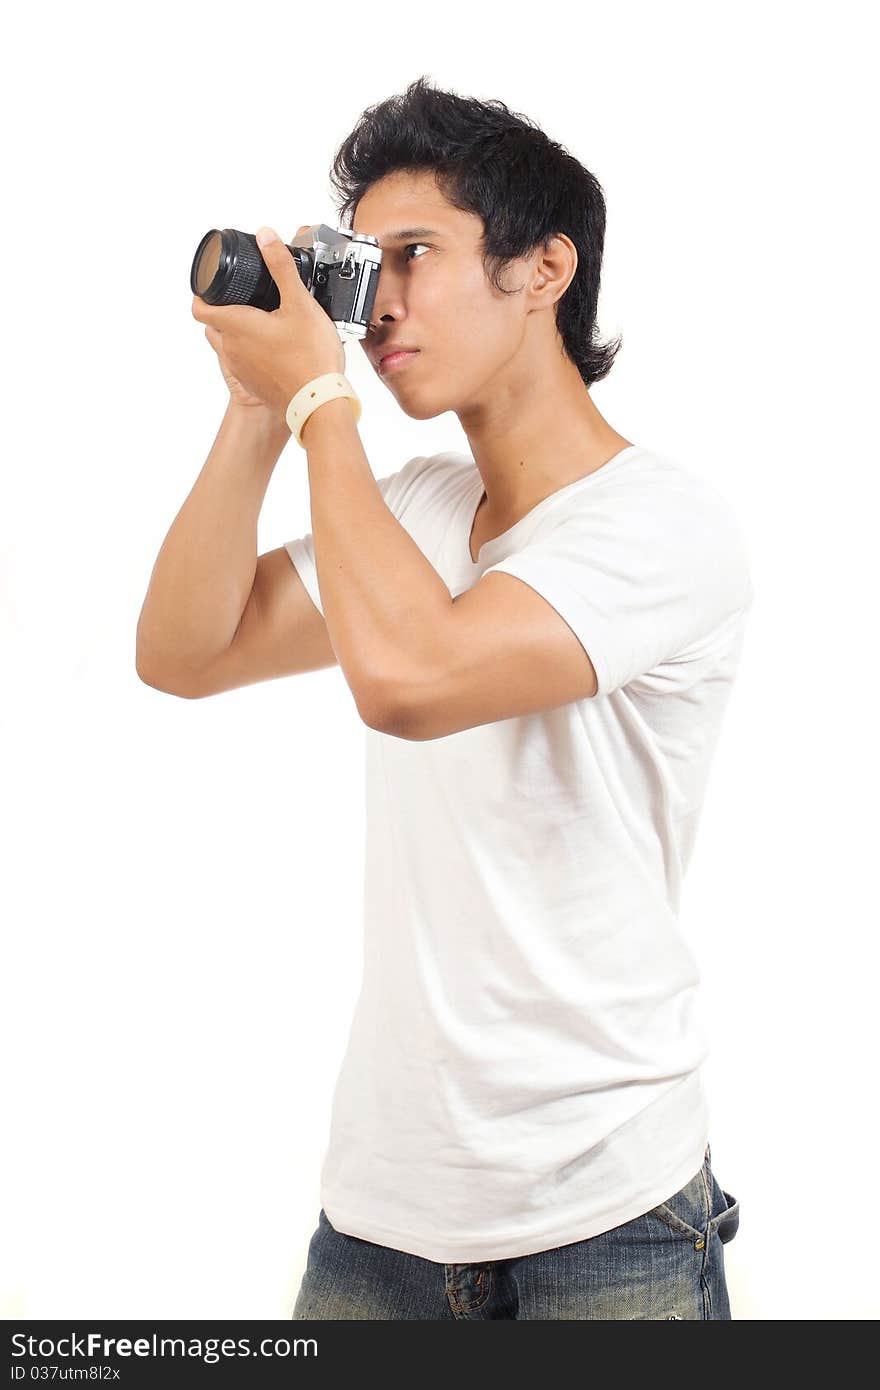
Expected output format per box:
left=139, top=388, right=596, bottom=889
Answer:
left=532, top=233, right=577, bottom=305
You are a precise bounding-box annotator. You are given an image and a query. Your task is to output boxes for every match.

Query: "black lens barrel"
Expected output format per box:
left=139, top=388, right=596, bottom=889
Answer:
left=190, top=228, right=310, bottom=311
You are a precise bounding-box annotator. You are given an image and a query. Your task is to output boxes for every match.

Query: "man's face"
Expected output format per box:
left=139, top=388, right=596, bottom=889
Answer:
left=352, top=169, right=537, bottom=420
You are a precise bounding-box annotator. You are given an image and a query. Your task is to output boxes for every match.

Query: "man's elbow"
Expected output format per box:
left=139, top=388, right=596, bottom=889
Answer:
left=136, top=661, right=204, bottom=700
left=358, top=677, right=429, bottom=740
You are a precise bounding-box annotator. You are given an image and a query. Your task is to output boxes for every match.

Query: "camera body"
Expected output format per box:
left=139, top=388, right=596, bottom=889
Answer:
left=190, top=222, right=382, bottom=341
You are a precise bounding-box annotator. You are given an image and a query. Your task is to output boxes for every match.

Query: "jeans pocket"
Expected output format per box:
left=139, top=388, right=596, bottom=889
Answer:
left=647, top=1146, right=740, bottom=1254
left=708, top=1181, right=740, bottom=1244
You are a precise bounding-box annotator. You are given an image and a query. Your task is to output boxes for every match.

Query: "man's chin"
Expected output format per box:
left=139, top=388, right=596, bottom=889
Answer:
left=383, top=382, right=449, bottom=421
left=395, top=398, right=450, bottom=422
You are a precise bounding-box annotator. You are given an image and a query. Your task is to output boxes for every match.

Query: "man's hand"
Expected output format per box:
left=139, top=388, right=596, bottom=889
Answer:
left=191, top=225, right=346, bottom=418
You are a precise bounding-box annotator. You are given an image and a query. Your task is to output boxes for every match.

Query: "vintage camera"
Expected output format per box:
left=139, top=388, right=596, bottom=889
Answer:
left=190, top=223, right=382, bottom=341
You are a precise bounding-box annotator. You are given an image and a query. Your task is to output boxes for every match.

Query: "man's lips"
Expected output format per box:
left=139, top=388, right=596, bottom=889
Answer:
left=378, top=349, right=420, bottom=374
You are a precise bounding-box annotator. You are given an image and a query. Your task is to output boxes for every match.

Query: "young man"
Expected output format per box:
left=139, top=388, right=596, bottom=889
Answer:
left=138, top=77, right=749, bottom=1319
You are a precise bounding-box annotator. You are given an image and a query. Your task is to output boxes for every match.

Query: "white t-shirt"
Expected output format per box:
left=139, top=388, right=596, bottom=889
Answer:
left=284, top=443, right=754, bottom=1263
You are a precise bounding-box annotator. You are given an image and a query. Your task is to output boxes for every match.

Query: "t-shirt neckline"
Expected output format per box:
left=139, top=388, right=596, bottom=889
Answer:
left=464, top=444, right=642, bottom=568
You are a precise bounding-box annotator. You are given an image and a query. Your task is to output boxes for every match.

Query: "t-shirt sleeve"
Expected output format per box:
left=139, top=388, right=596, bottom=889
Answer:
left=480, top=473, right=755, bottom=698
left=283, top=455, right=429, bottom=616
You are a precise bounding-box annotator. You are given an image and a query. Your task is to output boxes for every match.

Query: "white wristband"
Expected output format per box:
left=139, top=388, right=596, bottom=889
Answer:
left=286, top=373, right=362, bottom=447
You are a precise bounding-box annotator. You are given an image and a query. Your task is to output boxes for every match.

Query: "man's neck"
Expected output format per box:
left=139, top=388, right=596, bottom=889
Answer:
left=456, top=349, right=632, bottom=531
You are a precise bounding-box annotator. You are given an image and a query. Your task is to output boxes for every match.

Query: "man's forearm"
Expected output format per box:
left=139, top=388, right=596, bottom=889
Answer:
left=302, top=397, right=453, bottom=725
left=136, top=402, right=291, bottom=682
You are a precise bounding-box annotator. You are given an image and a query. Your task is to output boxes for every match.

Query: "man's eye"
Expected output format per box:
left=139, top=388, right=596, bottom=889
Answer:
left=404, top=244, right=430, bottom=260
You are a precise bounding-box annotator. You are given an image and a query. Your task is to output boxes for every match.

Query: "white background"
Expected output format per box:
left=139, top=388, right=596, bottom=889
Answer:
left=3, top=0, right=877, bottom=1320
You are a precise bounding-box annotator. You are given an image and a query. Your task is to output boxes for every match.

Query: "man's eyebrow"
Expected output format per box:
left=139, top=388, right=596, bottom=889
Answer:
left=374, top=227, right=442, bottom=244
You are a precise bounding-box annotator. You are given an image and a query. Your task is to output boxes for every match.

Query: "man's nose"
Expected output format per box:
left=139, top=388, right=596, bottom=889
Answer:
left=368, top=272, right=407, bottom=329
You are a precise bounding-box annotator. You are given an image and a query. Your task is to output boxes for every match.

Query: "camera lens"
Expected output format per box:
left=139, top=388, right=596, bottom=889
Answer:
left=190, top=228, right=311, bottom=311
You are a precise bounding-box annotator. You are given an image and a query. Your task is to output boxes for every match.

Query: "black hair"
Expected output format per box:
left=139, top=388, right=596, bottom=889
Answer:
left=329, top=75, right=622, bottom=388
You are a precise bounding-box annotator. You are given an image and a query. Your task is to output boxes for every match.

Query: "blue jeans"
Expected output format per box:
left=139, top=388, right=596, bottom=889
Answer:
left=292, top=1142, right=740, bottom=1320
